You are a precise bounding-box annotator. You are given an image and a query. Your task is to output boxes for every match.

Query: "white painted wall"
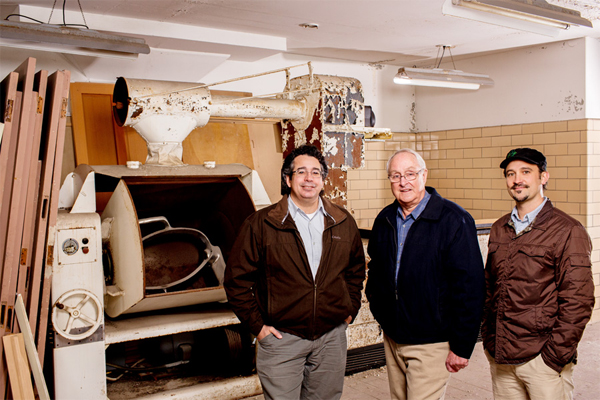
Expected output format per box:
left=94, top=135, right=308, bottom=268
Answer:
left=413, top=38, right=593, bottom=132
left=585, top=37, right=600, bottom=119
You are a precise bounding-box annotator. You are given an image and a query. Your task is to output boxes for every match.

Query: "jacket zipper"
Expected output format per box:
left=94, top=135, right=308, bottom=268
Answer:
left=288, top=215, right=340, bottom=339
left=389, top=214, right=421, bottom=301
left=313, top=283, right=318, bottom=338
left=386, top=216, right=399, bottom=301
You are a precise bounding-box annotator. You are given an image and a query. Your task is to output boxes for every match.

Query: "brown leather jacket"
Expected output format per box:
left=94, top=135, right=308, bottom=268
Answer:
left=482, top=200, right=594, bottom=372
left=224, top=195, right=366, bottom=340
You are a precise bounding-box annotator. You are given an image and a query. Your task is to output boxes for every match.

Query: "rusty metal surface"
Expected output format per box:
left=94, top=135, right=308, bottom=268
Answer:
left=324, top=169, right=347, bottom=207
left=144, top=240, right=202, bottom=288
left=280, top=75, right=368, bottom=205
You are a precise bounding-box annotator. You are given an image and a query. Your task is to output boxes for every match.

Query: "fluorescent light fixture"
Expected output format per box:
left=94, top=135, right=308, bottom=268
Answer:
left=443, top=0, right=593, bottom=37
left=0, top=20, right=150, bottom=59
left=393, top=67, right=494, bottom=90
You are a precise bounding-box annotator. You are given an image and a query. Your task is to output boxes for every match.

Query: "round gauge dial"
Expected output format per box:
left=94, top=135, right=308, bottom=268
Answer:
left=62, top=238, right=79, bottom=255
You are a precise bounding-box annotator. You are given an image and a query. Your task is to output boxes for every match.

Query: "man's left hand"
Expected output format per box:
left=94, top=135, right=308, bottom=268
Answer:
left=445, top=350, right=469, bottom=373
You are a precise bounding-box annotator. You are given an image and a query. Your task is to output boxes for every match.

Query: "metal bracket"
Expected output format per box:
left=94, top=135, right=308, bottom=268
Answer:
left=54, top=324, right=105, bottom=348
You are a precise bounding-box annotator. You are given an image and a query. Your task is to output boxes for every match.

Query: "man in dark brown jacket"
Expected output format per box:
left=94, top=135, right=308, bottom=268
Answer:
left=224, top=145, right=366, bottom=400
left=482, top=148, right=595, bottom=400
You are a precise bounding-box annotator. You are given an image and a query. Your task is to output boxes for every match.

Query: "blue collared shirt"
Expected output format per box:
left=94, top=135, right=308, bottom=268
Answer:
left=511, top=197, right=548, bottom=235
left=287, top=196, right=330, bottom=279
left=396, top=191, right=431, bottom=279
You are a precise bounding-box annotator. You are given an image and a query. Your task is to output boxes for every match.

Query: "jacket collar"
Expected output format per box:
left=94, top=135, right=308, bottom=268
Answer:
left=266, top=194, right=346, bottom=228
left=501, top=199, right=554, bottom=232
left=383, top=187, right=444, bottom=223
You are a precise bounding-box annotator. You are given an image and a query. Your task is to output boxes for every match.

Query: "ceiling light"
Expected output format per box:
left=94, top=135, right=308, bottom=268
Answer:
left=0, top=20, right=150, bottom=59
left=443, top=0, right=593, bottom=37
left=394, top=67, right=494, bottom=90
left=394, top=45, right=493, bottom=90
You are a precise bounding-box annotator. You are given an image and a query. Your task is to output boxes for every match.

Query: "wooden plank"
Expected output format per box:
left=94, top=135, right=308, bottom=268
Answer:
left=26, top=71, right=65, bottom=340
left=0, top=72, right=19, bottom=218
left=0, top=92, right=23, bottom=338
left=1, top=57, right=36, bottom=400
left=182, top=121, right=255, bottom=168
left=70, top=82, right=124, bottom=165
left=36, top=70, right=71, bottom=365
left=2, top=334, right=34, bottom=400
left=0, top=57, right=37, bottom=326
left=0, top=75, right=20, bottom=397
left=4, top=333, right=35, bottom=400
left=123, top=125, right=147, bottom=162
left=0, top=90, right=21, bottom=400
left=14, top=295, right=49, bottom=400
left=18, top=70, right=48, bottom=314
left=0, top=92, right=22, bottom=328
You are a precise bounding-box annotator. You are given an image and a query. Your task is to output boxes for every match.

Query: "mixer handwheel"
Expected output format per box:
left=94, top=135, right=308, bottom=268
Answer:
left=52, top=289, right=102, bottom=340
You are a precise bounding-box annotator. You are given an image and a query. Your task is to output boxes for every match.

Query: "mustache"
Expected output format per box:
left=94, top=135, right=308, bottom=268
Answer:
left=511, top=184, right=529, bottom=190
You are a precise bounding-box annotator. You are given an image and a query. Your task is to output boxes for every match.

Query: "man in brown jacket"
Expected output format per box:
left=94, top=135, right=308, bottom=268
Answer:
left=482, top=148, right=595, bottom=400
left=224, top=144, right=366, bottom=400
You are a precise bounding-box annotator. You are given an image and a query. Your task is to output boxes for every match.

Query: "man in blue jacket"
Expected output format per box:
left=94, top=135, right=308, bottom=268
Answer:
left=366, top=148, right=484, bottom=400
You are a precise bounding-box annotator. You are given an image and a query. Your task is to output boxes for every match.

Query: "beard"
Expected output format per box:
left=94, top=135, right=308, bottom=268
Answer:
left=510, top=184, right=530, bottom=202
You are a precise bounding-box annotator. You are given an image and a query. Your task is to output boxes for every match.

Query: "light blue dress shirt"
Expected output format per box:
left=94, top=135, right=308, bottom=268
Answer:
left=510, top=197, right=548, bottom=235
left=287, top=196, right=330, bottom=279
left=396, top=191, right=431, bottom=280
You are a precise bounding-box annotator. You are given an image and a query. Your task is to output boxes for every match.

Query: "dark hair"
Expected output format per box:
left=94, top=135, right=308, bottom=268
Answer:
left=280, top=145, right=328, bottom=195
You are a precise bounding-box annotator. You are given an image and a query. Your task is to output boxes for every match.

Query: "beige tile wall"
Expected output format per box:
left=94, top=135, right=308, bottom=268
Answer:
left=348, top=119, right=600, bottom=322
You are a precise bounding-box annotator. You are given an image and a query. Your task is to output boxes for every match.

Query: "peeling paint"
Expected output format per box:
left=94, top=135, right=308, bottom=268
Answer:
left=559, top=93, right=585, bottom=113
left=323, top=134, right=339, bottom=156
left=294, top=130, right=307, bottom=148
left=280, top=121, right=291, bottom=150
left=310, top=127, right=319, bottom=144
left=280, top=75, right=369, bottom=208
left=410, top=101, right=417, bottom=132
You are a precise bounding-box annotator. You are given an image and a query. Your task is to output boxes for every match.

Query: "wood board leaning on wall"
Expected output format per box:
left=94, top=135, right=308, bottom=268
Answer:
left=68, top=82, right=284, bottom=205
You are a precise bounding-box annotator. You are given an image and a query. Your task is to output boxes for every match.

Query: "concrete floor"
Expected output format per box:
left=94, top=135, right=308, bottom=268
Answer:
left=244, top=321, right=600, bottom=400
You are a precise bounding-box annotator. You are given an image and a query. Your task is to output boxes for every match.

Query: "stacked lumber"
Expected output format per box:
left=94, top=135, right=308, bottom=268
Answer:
left=0, top=58, right=70, bottom=399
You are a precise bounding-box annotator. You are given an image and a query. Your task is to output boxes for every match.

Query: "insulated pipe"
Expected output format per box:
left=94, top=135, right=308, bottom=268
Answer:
left=210, top=95, right=306, bottom=120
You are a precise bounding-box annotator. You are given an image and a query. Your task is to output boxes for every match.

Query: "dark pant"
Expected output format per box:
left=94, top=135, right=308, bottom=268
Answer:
left=257, top=323, right=348, bottom=400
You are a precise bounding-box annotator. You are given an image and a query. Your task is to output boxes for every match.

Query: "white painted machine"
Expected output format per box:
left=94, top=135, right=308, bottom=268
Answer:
left=51, top=210, right=106, bottom=400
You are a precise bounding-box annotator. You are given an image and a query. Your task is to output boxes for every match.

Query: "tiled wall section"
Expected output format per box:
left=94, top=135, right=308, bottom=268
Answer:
left=347, top=119, right=600, bottom=322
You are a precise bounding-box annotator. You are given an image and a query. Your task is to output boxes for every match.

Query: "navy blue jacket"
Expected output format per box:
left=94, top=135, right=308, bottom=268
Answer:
left=366, top=187, right=485, bottom=359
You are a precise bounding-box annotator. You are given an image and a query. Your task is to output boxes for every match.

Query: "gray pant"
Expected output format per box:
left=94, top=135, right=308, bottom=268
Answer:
left=257, top=323, right=348, bottom=400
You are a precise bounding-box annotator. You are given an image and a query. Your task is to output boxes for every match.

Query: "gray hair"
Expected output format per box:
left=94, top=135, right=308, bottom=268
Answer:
left=386, top=149, right=427, bottom=173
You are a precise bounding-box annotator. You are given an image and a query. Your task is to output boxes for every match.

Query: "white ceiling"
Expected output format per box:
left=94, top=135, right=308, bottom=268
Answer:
left=2, top=0, right=600, bottom=67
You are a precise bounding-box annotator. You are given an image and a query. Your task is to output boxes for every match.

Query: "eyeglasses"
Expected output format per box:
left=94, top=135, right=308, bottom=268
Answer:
left=388, top=169, right=423, bottom=183
left=292, top=168, right=323, bottom=178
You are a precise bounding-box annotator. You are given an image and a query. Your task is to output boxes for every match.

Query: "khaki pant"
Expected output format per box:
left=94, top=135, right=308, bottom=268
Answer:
left=485, top=350, right=574, bottom=400
left=256, top=323, right=347, bottom=400
left=383, top=334, right=450, bottom=400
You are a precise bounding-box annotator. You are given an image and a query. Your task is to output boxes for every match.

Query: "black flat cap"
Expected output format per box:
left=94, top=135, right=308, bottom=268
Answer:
left=500, top=148, right=547, bottom=171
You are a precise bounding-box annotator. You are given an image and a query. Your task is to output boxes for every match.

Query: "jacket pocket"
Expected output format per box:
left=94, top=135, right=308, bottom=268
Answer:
left=517, top=245, right=547, bottom=258
left=535, top=305, right=557, bottom=333
left=517, top=245, right=553, bottom=271
left=569, top=254, right=591, bottom=267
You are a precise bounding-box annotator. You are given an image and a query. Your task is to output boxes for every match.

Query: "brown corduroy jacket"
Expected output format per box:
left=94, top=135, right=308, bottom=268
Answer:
left=482, top=200, right=595, bottom=372
left=224, top=195, right=366, bottom=340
